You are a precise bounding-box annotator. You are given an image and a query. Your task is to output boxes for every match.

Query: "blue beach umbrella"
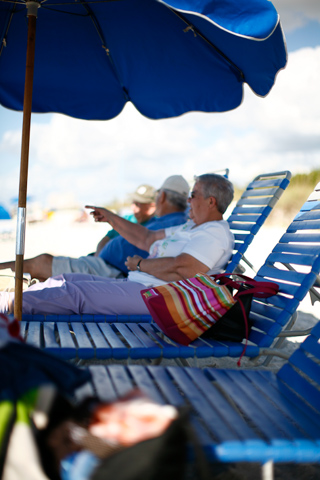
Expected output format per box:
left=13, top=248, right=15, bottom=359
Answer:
left=0, top=0, right=287, bottom=318
left=0, top=0, right=287, bottom=119
left=0, top=205, right=11, bottom=220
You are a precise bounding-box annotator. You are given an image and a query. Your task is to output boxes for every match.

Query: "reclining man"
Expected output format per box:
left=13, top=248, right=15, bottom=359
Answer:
left=0, top=176, right=189, bottom=281
left=0, top=174, right=234, bottom=316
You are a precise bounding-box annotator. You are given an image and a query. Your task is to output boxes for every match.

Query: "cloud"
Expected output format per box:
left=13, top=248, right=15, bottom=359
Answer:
left=273, top=0, right=320, bottom=31
left=0, top=47, right=319, bottom=208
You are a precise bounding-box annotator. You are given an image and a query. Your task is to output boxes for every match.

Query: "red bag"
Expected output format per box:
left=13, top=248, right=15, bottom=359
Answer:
left=140, top=273, right=236, bottom=346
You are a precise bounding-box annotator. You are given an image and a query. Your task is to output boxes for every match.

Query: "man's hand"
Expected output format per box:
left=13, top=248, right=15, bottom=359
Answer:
left=86, top=205, right=165, bottom=252
left=85, top=206, right=110, bottom=223
left=125, top=255, right=143, bottom=271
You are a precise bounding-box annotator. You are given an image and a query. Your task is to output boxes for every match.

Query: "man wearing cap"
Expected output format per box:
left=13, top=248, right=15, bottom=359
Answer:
left=0, top=176, right=189, bottom=282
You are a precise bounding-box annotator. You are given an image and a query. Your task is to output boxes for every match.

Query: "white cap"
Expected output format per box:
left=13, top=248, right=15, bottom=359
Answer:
left=159, top=175, right=190, bottom=198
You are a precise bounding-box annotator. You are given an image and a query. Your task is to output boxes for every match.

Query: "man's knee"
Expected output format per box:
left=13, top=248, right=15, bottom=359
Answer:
left=28, top=253, right=54, bottom=279
left=38, top=253, right=53, bottom=263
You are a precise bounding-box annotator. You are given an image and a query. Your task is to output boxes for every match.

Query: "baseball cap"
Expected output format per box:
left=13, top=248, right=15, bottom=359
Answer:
left=130, top=184, right=156, bottom=203
left=159, top=175, right=190, bottom=198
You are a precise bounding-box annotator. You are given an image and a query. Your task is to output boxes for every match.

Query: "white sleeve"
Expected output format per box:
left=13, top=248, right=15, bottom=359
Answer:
left=181, top=224, right=228, bottom=269
left=164, top=225, right=180, bottom=237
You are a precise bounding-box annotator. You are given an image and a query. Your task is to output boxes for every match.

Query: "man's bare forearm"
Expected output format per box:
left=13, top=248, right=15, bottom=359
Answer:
left=126, top=253, right=209, bottom=282
left=138, top=257, right=184, bottom=281
left=86, top=206, right=164, bottom=250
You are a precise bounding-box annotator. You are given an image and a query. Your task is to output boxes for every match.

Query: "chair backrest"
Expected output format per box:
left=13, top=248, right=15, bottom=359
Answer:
left=225, top=171, right=291, bottom=273
left=248, top=181, right=320, bottom=348
left=210, top=168, right=229, bottom=178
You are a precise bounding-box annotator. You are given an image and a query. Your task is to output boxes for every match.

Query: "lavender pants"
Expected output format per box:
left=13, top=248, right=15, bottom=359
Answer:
left=0, top=273, right=149, bottom=316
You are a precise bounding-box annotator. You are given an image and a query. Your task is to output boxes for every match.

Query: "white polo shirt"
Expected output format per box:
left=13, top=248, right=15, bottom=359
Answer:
left=128, top=220, right=234, bottom=287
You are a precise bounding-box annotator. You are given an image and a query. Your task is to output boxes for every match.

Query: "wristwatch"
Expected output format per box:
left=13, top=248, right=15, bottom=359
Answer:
left=136, top=259, right=142, bottom=271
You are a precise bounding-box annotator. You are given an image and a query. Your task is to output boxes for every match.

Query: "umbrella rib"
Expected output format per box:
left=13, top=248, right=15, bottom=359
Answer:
left=167, top=7, right=245, bottom=82
left=0, top=0, right=129, bottom=99
left=0, top=0, right=17, bottom=57
left=78, top=0, right=130, bottom=101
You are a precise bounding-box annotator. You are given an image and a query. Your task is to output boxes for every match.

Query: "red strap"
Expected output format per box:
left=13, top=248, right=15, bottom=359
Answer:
left=235, top=297, right=248, bottom=367
left=211, top=274, right=279, bottom=366
left=212, top=273, right=279, bottom=298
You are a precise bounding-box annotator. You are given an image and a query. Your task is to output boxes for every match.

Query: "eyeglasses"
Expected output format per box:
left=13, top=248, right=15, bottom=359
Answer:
left=189, top=190, right=203, bottom=199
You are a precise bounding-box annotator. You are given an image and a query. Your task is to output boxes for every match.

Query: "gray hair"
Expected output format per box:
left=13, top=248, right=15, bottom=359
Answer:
left=195, top=174, right=234, bottom=214
left=162, top=189, right=188, bottom=210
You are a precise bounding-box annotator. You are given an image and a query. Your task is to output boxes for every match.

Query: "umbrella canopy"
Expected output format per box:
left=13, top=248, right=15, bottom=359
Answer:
left=0, top=0, right=287, bottom=320
left=0, top=0, right=287, bottom=120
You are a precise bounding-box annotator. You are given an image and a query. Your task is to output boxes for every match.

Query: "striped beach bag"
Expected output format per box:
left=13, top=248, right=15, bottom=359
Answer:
left=140, top=273, right=236, bottom=345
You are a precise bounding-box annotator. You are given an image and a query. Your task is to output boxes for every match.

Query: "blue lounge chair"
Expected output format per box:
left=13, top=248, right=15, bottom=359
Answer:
left=21, top=179, right=320, bottom=366
left=21, top=170, right=291, bottom=325
left=210, top=167, right=229, bottom=178
left=83, top=320, right=320, bottom=480
left=225, top=170, right=291, bottom=274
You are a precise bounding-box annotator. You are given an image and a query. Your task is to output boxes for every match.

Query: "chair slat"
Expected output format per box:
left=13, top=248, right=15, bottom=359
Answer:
left=106, top=364, right=136, bottom=397
left=43, top=322, right=60, bottom=351
left=273, top=243, right=320, bottom=255
left=288, top=219, right=320, bottom=231
left=257, top=265, right=308, bottom=284
left=241, top=187, right=283, bottom=198
left=228, top=222, right=256, bottom=231
left=70, top=322, right=94, bottom=359
left=229, top=205, right=268, bottom=214
left=128, top=365, right=167, bottom=404
left=85, top=323, right=112, bottom=359
left=97, top=324, right=128, bottom=359
left=228, top=214, right=262, bottom=223
left=25, top=321, right=42, bottom=348
left=280, top=232, right=320, bottom=243
left=294, top=210, right=320, bottom=221
left=267, top=252, right=317, bottom=266
left=246, top=178, right=287, bottom=189
left=236, top=196, right=280, bottom=206
left=88, top=365, right=118, bottom=402
left=114, top=324, right=160, bottom=359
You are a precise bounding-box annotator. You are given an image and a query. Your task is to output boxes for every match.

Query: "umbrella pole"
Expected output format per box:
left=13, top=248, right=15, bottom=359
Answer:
left=14, top=2, right=39, bottom=321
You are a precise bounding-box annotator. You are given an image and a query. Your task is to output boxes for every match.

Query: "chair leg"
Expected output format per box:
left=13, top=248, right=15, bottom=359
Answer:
left=175, top=357, right=191, bottom=367
left=310, top=283, right=320, bottom=305
left=241, top=255, right=258, bottom=274
left=262, top=312, right=298, bottom=367
left=261, top=460, right=274, bottom=480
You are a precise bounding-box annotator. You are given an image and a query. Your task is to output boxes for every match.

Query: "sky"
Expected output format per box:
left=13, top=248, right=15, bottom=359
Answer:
left=0, top=0, right=320, bottom=210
